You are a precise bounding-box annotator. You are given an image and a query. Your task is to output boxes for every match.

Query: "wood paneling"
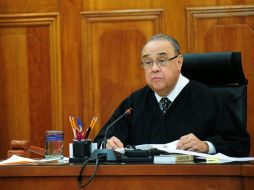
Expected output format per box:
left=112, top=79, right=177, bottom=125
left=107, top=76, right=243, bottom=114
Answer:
left=0, top=13, right=62, bottom=158
left=186, top=5, right=254, bottom=155
left=0, top=0, right=58, bottom=13
left=80, top=9, right=164, bottom=136
left=59, top=0, right=83, bottom=157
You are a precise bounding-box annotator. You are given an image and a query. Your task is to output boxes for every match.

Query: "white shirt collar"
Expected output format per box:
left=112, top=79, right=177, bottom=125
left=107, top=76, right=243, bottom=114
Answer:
left=154, top=74, right=189, bottom=103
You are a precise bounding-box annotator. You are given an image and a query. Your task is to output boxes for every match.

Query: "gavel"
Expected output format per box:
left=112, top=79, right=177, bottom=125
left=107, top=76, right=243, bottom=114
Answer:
left=7, top=140, right=45, bottom=158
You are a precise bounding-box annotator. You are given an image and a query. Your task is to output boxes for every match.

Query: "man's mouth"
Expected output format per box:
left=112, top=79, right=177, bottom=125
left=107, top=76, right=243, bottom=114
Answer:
left=151, top=77, right=162, bottom=81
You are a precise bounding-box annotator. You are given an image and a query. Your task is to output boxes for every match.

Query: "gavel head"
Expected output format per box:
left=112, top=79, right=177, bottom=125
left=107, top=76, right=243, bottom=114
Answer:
left=7, top=140, right=31, bottom=158
left=11, top=140, right=30, bottom=150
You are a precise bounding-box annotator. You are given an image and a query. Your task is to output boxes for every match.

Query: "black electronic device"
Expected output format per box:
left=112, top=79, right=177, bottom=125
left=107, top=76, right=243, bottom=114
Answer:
left=121, top=149, right=153, bottom=162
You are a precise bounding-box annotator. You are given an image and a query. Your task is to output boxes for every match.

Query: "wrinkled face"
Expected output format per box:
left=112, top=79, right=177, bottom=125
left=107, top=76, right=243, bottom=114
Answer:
left=141, top=39, right=183, bottom=96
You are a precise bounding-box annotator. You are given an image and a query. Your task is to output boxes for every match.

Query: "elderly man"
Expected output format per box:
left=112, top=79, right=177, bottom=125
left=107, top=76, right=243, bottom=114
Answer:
left=94, top=34, right=250, bottom=157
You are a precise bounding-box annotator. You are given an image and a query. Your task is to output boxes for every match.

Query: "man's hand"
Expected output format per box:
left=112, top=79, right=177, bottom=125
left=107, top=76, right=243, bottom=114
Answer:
left=176, top=133, right=209, bottom=153
left=106, top=136, right=124, bottom=149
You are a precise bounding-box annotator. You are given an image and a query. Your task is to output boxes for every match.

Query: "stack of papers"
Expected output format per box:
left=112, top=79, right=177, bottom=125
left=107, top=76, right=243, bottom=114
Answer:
left=116, top=140, right=254, bottom=163
left=0, top=155, right=65, bottom=165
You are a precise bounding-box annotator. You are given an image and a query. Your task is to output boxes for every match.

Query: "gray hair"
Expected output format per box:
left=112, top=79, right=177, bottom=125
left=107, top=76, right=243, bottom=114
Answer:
left=144, top=33, right=180, bottom=54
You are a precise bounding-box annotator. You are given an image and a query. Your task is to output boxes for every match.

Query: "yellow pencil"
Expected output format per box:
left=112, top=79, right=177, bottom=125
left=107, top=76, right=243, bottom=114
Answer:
left=69, top=116, right=77, bottom=139
left=91, top=116, right=98, bottom=129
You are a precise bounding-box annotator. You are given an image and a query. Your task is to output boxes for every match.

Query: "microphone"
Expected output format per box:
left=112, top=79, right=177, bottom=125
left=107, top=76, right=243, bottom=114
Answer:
left=103, top=108, right=132, bottom=149
left=90, top=108, right=132, bottom=161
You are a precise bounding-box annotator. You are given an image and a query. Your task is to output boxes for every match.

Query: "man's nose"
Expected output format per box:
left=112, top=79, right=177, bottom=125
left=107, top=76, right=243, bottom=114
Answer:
left=151, top=61, right=160, bottom=71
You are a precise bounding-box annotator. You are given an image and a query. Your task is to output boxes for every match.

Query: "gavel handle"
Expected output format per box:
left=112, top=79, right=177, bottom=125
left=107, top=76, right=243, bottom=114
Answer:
left=28, top=145, right=46, bottom=156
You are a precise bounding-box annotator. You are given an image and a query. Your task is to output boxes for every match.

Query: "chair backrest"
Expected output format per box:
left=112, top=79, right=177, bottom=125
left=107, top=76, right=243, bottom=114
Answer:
left=181, top=52, right=247, bottom=128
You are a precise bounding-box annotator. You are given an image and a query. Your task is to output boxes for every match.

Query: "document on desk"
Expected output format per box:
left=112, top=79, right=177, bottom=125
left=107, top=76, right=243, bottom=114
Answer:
left=116, top=140, right=254, bottom=163
left=0, top=155, right=62, bottom=165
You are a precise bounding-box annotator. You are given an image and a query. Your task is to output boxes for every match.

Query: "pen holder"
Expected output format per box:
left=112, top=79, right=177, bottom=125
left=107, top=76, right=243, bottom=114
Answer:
left=73, top=139, right=91, bottom=158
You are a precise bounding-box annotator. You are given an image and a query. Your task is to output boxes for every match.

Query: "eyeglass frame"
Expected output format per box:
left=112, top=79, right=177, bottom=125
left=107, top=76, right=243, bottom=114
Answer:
left=141, top=55, right=179, bottom=69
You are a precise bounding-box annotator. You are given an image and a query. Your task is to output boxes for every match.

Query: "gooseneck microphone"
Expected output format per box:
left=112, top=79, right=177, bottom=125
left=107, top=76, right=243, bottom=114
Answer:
left=77, top=108, right=132, bottom=188
left=89, top=108, right=132, bottom=161
left=103, top=108, right=132, bottom=148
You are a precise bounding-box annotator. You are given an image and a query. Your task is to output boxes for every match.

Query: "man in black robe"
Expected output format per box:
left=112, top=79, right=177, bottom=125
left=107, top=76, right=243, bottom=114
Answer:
left=94, top=34, right=250, bottom=157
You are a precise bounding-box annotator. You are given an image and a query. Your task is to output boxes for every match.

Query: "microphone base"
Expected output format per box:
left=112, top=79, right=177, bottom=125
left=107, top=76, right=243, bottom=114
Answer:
left=69, top=157, right=90, bottom=164
left=89, top=149, right=121, bottom=161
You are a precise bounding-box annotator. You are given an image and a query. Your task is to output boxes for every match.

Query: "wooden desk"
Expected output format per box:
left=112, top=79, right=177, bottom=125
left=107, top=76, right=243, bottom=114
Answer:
left=0, top=163, right=254, bottom=190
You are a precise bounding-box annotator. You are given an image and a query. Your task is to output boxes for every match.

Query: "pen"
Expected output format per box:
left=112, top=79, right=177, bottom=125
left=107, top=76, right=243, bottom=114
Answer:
left=84, top=116, right=97, bottom=139
left=72, top=116, right=85, bottom=141
left=77, top=117, right=83, bottom=131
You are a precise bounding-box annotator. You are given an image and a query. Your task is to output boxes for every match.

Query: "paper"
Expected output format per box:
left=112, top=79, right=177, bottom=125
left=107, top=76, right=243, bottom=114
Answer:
left=129, top=140, right=179, bottom=150
left=205, top=153, right=254, bottom=162
left=116, top=140, right=254, bottom=162
left=154, top=154, right=194, bottom=164
left=0, top=155, right=60, bottom=165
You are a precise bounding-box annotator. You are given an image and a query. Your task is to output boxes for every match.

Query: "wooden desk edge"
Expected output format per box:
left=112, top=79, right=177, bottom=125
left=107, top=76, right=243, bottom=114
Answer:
left=0, top=164, right=244, bottom=177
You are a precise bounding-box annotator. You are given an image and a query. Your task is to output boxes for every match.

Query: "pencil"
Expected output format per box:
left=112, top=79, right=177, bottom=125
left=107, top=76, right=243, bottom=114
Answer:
left=69, top=116, right=77, bottom=139
left=91, top=116, right=97, bottom=129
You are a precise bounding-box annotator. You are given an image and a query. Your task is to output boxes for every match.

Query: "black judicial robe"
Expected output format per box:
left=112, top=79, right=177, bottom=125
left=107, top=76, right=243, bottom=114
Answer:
left=94, top=80, right=250, bottom=157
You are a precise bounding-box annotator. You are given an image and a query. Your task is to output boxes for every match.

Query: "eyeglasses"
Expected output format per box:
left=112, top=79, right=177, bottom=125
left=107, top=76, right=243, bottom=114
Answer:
left=141, top=55, right=179, bottom=69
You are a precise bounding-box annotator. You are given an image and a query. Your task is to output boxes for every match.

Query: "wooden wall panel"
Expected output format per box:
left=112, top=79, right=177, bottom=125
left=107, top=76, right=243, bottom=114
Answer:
left=0, top=13, right=61, bottom=158
left=0, top=27, right=30, bottom=154
left=0, top=0, right=58, bottom=13
left=186, top=5, right=254, bottom=155
left=80, top=9, right=164, bottom=136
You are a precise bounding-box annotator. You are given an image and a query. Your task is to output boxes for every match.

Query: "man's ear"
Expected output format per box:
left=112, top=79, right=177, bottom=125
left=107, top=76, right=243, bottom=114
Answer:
left=177, top=55, right=184, bottom=70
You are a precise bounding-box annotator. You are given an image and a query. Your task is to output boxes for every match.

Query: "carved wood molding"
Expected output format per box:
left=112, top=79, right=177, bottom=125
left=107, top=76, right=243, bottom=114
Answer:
left=186, top=5, right=254, bottom=51
left=81, top=9, right=164, bottom=21
left=0, top=12, right=62, bottom=130
left=187, top=5, right=254, bottom=18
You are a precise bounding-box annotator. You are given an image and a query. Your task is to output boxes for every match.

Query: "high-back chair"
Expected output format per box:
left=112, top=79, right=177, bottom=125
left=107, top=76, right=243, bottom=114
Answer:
left=182, top=52, right=247, bottom=128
